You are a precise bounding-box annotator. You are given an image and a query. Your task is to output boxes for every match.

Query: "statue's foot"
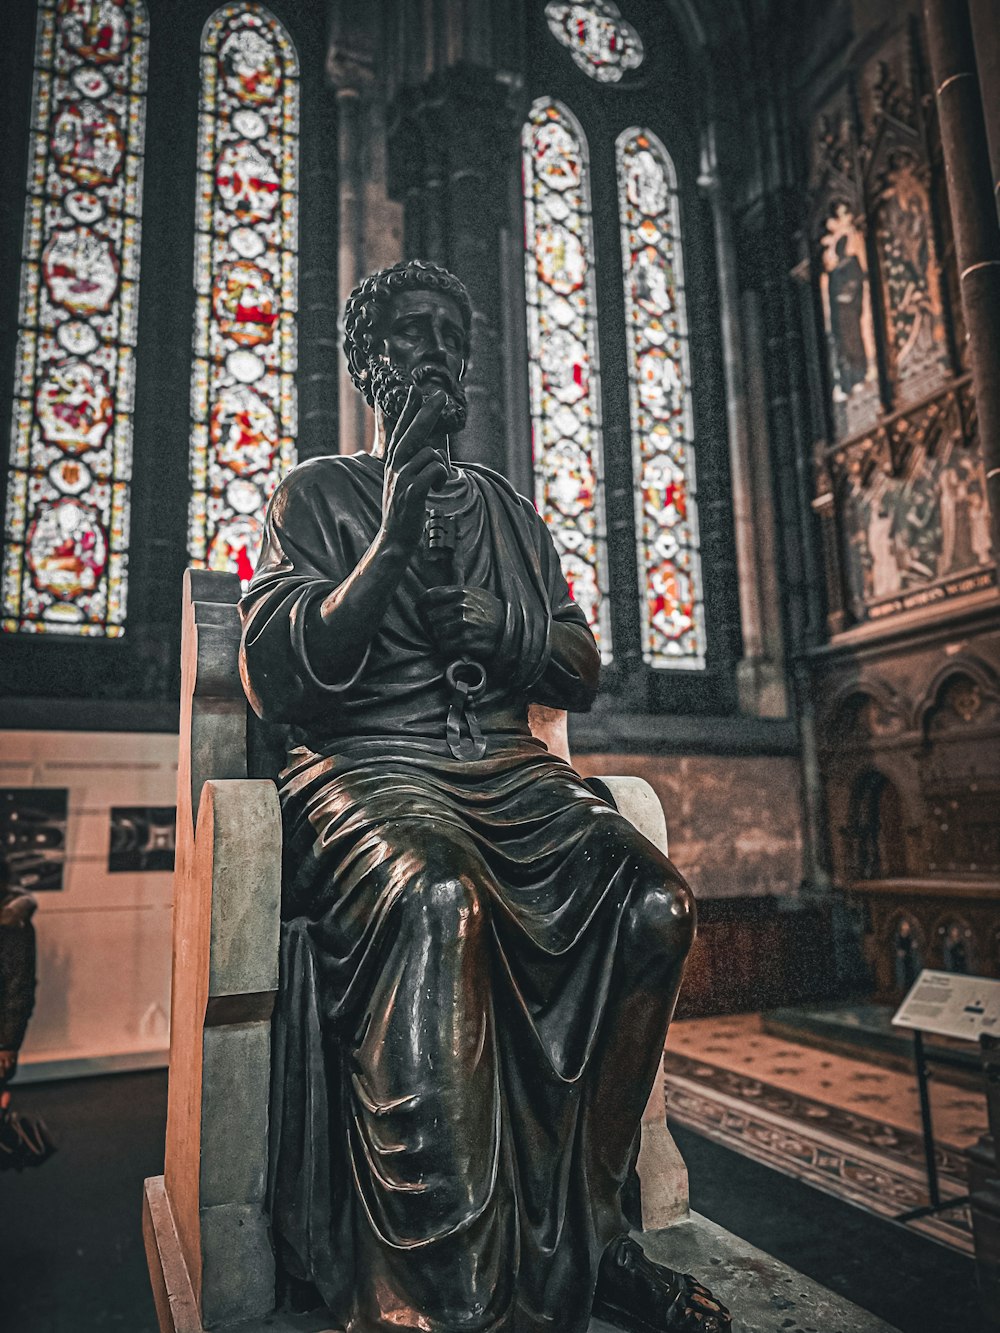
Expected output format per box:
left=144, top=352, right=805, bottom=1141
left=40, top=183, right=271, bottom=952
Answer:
left=593, top=1234, right=732, bottom=1332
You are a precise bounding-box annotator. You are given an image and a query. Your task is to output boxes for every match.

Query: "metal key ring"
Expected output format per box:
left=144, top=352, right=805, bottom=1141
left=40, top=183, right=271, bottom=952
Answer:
left=445, top=658, right=486, bottom=697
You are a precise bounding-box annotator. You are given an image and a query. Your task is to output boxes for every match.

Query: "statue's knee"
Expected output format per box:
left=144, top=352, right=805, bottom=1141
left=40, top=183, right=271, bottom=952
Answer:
left=403, top=864, right=485, bottom=936
left=624, top=866, right=695, bottom=966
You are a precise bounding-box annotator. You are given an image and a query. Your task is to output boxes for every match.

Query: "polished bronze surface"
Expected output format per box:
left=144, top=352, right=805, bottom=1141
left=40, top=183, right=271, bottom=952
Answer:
left=239, top=260, right=730, bottom=1333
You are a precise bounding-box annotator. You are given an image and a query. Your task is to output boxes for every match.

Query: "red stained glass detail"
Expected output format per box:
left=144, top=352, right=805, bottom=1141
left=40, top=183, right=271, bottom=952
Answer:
left=188, top=5, right=299, bottom=585
left=36, top=360, right=114, bottom=451
left=58, top=0, right=132, bottom=64
left=52, top=100, right=125, bottom=186
left=617, top=127, right=705, bottom=668
left=522, top=99, right=612, bottom=660
left=42, top=227, right=120, bottom=316
left=27, top=497, right=108, bottom=602
left=3, top=0, right=147, bottom=636
left=544, top=2, right=644, bottom=84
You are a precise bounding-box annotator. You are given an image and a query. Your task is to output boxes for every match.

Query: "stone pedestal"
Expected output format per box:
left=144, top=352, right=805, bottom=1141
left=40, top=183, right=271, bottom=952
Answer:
left=144, top=1196, right=901, bottom=1333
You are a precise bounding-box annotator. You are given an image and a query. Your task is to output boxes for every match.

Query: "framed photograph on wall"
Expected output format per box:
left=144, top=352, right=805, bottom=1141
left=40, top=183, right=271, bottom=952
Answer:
left=108, top=807, right=176, bottom=873
left=0, top=788, right=69, bottom=892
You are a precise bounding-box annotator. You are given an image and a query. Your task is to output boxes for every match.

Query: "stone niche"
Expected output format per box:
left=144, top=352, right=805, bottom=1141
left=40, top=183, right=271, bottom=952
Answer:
left=812, top=607, right=1000, bottom=1003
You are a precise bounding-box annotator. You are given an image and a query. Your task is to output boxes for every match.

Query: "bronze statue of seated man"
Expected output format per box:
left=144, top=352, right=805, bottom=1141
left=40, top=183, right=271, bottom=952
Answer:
left=239, top=259, right=731, bottom=1333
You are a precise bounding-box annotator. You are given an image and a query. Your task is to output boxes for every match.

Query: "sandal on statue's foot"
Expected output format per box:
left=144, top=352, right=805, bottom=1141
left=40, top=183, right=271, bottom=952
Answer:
left=592, top=1234, right=732, bottom=1332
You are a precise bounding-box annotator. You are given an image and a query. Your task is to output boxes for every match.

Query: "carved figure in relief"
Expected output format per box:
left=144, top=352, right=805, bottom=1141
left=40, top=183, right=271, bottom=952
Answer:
left=866, top=494, right=903, bottom=599
left=893, top=917, right=921, bottom=993
left=819, top=205, right=877, bottom=431
left=876, top=163, right=945, bottom=385
left=820, top=207, right=877, bottom=396
left=940, top=453, right=994, bottom=575
left=239, top=260, right=730, bottom=1332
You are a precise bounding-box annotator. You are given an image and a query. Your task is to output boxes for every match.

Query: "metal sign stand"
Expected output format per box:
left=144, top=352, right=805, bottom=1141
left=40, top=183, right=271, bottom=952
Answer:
left=895, top=1028, right=969, bottom=1223
left=891, top=969, right=1000, bottom=1223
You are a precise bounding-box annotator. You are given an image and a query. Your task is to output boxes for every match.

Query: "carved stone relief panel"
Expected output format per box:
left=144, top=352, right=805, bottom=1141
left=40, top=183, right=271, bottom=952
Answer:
left=808, top=88, right=881, bottom=442
left=918, top=667, right=1000, bottom=875
left=858, top=28, right=950, bottom=405
left=803, top=22, right=993, bottom=634
left=832, top=380, right=993, bottom=624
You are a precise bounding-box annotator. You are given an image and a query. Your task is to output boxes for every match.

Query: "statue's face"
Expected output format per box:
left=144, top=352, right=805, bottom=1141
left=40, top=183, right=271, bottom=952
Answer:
left=371, top=289, right=468, bottom=433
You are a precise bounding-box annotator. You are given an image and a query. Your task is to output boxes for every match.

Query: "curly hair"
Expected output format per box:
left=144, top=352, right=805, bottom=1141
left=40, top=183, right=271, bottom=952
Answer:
left=342, top=259, right=473, bottom=406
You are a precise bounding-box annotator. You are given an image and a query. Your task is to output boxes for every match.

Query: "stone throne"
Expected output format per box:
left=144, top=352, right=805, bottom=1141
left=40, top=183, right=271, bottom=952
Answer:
left=142, top=568, right=690, bottom=1333
left=143, top=570, right=901, bottom=1333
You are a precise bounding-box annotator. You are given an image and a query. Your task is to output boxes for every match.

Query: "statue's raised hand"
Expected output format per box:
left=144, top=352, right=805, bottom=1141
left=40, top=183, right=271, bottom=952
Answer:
left=419, top=586, right=505, bottom=661
left=381, top=385, right=450, bottom=552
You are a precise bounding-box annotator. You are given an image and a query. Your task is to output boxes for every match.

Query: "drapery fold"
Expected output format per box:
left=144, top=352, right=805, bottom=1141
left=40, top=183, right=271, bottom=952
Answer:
left=239, top=456, right=691, bottom=1333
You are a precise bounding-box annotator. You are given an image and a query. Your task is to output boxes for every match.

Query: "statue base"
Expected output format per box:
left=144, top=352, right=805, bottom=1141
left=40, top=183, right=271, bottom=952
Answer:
left=144, top=1175, right=901, bottom=1333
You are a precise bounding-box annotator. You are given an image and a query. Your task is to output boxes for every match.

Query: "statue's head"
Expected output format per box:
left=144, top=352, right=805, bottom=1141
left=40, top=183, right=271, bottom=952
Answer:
left=343, top=259, right=473, bottom=435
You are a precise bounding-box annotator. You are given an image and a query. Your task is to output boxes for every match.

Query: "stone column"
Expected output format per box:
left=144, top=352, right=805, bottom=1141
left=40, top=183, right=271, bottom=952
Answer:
left=700, top=155, right=788, bottom=717
left=388, top=67, right=519, bottom=474
left=328, top=43, right=403, bottom=455
left=923, top=0, right=1000, bottom=557
left=334, top=82, right=369, bottom=456
left=295, top=72, right=339, bottom=462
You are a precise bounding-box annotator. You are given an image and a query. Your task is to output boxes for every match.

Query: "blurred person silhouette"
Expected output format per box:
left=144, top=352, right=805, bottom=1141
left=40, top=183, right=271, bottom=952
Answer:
left=0, top=848, right=55, bottom=1169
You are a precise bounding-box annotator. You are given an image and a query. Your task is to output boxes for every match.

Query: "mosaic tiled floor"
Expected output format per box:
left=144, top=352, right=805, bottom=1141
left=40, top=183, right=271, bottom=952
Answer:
left=663, top=1013, right=987, bottom=1255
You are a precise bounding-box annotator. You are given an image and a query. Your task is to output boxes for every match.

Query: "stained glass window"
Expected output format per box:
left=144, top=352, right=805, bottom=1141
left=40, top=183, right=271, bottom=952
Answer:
left=189, top=4, right=298, bottom=585
left=3, top=0, right=148, bottom=637
left=544, top=2, right=644, bottom=84
left=522, top=99, right=611, bottom=660
left=617, top=128, right=705, bottom=668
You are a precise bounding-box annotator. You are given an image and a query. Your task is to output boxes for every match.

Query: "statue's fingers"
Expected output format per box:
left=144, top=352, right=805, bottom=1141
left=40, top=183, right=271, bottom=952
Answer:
left=385, top=388, right=422, bottom=461
left=392, top=392, right=446, bottom=467
left=400, top=446, right=449, bottom=496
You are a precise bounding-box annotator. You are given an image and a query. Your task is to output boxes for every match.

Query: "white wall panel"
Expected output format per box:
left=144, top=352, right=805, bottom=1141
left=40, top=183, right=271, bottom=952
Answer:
left=2, top=730, right=178, bottom=1078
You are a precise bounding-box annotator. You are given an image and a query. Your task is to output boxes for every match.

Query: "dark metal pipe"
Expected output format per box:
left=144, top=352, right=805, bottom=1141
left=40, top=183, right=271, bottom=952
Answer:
left=923, top=0, right=1000, bottom=559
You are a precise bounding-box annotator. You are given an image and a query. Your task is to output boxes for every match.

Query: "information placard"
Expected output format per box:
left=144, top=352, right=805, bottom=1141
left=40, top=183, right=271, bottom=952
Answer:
left=892, top=969, right=1000, bottom=1043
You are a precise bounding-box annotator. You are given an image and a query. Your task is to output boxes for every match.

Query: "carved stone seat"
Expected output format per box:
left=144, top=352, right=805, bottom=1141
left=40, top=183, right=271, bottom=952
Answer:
left=143, top=570, right=901, bottom=1333
left=142, top=569, right=688, bottom=1332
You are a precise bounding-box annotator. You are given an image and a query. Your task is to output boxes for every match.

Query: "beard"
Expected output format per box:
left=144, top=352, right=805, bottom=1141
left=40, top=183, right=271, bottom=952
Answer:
left=370, top=357, right=468, bottom=435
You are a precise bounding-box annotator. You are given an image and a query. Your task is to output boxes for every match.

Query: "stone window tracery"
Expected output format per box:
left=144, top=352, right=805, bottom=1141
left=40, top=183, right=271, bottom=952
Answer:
left=521, top=104, right=706, bottom=671
left=188, top=2, right=299, bottom=585
left=617, top=128, right=705, bottom=669
left=3, top=0, right=149, bottom=637
left=521, top=97, right=612, bottom=660
left=544, top=2, right=644, bottom=84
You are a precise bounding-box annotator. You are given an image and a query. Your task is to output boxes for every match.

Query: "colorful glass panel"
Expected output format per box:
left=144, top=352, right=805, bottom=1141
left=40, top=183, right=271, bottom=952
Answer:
left=544, top=2, right=644, bottom=84
left=522, top=99, right=611, bottom=660
left=3, top=0, right=148, bottom=637
left=617, top=128, right=705, bottom=669
left=189, top=4, right=298, bottom=585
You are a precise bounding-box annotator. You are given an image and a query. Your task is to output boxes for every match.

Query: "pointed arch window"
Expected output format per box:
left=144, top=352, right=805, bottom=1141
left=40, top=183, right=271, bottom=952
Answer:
left=617, top=127, right=705, bottom=669
left=3, top=0, right=149, bottom=637
left=521, top=97, right=612, bottom=660
left=188, top=3, right=299, bottom=585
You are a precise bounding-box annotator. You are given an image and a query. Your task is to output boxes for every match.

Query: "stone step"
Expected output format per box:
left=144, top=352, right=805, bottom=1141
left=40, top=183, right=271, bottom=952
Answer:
left=144, top=1176, right=900, bottom=1333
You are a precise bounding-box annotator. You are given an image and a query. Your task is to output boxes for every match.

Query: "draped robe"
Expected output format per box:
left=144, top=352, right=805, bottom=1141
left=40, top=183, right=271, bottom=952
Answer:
left=239, top=453, right=693, bottom=1333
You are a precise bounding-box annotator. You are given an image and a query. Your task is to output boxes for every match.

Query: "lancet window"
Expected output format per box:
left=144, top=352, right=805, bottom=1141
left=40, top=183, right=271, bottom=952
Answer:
left=521, top=97, right=612, bottom=660
left=617, top=128, right=705, bottom=669
left=3, top=0, right=149, bottom=637
left=188, top=3, right=299, bottom=585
